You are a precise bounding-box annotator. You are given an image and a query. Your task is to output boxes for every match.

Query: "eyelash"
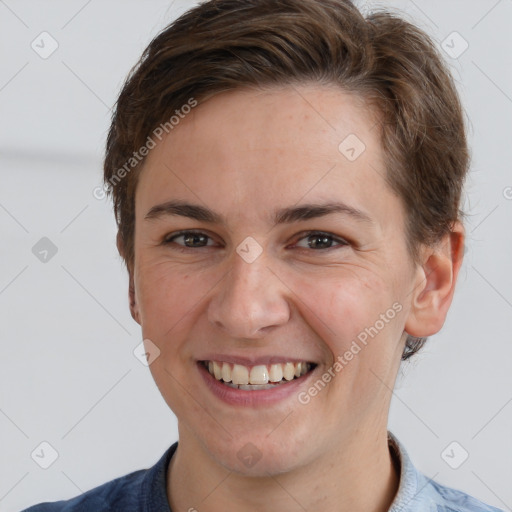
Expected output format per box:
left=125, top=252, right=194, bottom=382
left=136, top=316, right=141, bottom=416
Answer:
left=162, top=230, right=349, bottom=252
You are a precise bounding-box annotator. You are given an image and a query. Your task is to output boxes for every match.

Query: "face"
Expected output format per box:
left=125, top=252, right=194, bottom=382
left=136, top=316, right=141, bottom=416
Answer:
left=129, top=84, right=421, bottom=475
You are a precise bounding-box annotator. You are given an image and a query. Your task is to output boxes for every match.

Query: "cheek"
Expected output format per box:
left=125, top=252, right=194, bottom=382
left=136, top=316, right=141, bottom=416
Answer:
left=302, top=269, right=391, bottom=346
left=135, top=261, right=212, bottom=335
left=305, top=271, right=404, bottom=412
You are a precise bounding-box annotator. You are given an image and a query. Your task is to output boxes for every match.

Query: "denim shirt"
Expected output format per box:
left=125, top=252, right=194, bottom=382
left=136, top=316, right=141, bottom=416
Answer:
left=21, top=431, right=504, bottom=512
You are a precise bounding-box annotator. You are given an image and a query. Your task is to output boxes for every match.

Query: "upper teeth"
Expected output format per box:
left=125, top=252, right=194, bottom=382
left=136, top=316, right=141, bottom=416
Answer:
left=206, top=360, right=311, bottom=385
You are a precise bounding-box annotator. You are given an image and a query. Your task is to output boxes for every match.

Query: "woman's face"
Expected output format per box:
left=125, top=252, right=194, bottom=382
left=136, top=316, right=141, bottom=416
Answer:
left=130, top=85, right=424, bottom=475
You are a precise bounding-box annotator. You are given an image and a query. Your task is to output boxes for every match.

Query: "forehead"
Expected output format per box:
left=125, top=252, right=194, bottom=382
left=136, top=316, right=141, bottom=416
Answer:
left=135, top=84, right=398, bottom=229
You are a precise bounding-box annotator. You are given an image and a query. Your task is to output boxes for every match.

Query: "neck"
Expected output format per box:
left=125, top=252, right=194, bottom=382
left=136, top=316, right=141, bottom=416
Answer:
left=167, top=426, right=400, bottom=512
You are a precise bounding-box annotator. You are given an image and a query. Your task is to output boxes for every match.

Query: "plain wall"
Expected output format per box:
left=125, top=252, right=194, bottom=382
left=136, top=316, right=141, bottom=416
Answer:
left=1, top=1, right=511, bottom=510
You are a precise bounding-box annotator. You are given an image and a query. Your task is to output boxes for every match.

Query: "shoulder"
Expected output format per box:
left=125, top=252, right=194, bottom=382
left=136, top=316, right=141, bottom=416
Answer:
left=387, top=431, right=504, bottom=512
left=414, top=475, right=506, bottom=512
left=21, top=443, right=177, bottom=512
left=421, top=478, right=505, bottom=512
left=21, top=468, right=147, bottom=512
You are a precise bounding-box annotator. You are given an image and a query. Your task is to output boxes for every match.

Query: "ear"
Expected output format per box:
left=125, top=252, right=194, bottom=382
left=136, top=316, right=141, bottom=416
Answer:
left=116, top=232, right=141, bottom=325
left=404, top=221, right=465, bottom=337
left=127, top=274, right=141, bottom=325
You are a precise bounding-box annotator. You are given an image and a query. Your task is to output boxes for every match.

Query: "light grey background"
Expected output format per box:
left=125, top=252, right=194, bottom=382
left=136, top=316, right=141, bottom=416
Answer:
left=1, top=1, right=511, bottom=511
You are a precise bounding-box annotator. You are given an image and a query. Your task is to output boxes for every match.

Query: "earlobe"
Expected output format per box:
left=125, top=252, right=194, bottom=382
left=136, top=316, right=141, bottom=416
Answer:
left=117, top=231, right=141, bottom=325
left=128, top=274, right=141, bottom=325
left=404, top=222, right=465, bottom=338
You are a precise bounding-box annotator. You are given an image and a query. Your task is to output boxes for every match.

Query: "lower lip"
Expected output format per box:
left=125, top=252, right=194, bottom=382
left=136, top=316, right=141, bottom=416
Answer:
left=197, top=362, right=316, bottom=406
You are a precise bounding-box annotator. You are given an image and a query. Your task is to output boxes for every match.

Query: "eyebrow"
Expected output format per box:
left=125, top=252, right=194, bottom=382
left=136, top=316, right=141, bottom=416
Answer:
left=144, top=200, right=374, bottom=226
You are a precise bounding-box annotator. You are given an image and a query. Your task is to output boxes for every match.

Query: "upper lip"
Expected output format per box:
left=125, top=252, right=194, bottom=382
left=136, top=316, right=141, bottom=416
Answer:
left=197, top=354, right=318, bottom=366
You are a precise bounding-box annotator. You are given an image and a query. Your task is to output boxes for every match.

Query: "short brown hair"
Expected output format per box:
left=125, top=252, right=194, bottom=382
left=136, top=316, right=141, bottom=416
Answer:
left=104, top=0, right=469, bottom=361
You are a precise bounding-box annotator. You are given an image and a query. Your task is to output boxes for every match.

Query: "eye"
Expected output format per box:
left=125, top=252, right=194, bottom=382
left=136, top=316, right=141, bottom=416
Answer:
left=163, top=230, right=217, bottom=249
left=162, top=230, right=348, bottom=252
left=293, top=231, right=349, bottom=250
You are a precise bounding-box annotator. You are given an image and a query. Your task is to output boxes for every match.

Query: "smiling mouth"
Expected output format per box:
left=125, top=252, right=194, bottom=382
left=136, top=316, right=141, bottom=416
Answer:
left=200, top=360, right=317, bottom=390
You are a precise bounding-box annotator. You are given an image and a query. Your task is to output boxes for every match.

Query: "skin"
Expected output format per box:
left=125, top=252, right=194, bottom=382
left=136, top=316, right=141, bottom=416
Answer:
left=119, top=84, right=465, bottom=512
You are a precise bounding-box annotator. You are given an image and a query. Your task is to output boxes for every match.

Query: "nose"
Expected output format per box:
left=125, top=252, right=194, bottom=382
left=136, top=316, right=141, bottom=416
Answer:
left=207, top=249, right=291, bottom=339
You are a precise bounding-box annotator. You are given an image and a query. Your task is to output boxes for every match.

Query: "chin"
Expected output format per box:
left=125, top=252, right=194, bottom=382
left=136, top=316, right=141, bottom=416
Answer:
left=202, top=430, right=309, bottom=477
